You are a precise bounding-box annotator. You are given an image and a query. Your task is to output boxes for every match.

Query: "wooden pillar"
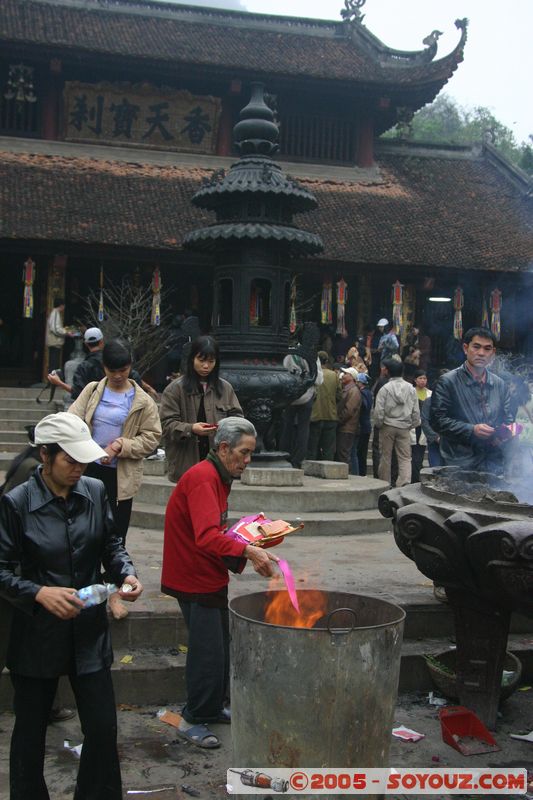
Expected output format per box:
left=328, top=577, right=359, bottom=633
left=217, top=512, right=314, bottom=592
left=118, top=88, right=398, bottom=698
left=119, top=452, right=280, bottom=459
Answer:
left=43, top=254, right=68, bottom=379
left=216, top=98, right=234, bottom=157
left=41, top=58, right=62, bottom=140
left=355, top=115, right=374, bottom=168
left=357, top=273, right=372, bottom=335
left=216, top=79, right=242, bottom=157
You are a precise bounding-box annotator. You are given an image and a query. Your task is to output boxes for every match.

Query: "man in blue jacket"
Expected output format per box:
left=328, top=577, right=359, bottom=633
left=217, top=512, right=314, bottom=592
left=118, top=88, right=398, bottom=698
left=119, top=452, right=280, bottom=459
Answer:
left=430, top=327, right=512, bottom=474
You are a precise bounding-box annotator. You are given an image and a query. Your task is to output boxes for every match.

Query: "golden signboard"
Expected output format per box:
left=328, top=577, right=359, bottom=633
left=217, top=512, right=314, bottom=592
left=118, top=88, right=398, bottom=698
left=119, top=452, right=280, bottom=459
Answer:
left=64, top=81, right=221, bottom=154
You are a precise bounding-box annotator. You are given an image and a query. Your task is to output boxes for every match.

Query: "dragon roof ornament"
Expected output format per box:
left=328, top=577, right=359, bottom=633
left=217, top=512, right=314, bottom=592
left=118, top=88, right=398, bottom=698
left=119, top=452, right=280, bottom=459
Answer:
left=340, top=0, right=366, bottom=24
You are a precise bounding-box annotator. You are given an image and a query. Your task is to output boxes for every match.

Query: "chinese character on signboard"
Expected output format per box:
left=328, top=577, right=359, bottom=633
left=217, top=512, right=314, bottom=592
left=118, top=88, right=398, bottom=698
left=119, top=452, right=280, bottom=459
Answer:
left=64, top=81, right=221, bottom=154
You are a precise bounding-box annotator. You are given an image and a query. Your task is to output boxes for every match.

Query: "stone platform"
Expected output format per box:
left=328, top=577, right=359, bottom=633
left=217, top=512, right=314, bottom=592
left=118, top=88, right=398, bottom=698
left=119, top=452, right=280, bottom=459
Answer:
left=132, top=460, right=389, bottom=534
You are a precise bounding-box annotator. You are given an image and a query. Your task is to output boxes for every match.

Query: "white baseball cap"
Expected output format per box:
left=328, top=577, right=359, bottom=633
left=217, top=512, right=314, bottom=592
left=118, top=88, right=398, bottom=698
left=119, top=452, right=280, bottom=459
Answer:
left=83, top=327, right=104, bottom=344
left=34, top=413, right=107, bottom=463
left=340, top=367, right=359, bottom=380
left=377, top=318, right=389, bottom=327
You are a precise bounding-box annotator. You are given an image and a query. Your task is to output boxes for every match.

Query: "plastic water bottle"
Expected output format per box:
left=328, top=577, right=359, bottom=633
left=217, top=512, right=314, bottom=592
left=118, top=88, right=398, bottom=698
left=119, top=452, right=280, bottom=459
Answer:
left=76, top=583, right=118, bottom=607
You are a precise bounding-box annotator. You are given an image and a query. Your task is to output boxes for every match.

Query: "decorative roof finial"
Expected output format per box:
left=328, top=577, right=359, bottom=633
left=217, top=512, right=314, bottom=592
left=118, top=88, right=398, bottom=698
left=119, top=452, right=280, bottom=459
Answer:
left=422, top=29, right=443, bottom=47
left=421, top=28, right=444, bottom=62
left=233, top=82, right=279, bottom=157
left=340, top=0, right=366, bottom=24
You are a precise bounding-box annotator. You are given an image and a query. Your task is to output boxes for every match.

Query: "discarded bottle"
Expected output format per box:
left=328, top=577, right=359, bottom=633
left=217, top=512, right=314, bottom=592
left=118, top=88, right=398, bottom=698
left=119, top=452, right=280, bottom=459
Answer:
left=76, top=583, right=118, bottom=607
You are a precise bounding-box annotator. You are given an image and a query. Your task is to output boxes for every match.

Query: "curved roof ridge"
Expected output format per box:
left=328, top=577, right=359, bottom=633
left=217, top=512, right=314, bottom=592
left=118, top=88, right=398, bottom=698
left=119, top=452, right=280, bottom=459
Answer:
left=1, top=0, right=467, bottom=88
left=356, top=16, right=468, bottom=70
left=27, top=0, right=344, bottom=36
left=21, top=0, right=468, bottom=58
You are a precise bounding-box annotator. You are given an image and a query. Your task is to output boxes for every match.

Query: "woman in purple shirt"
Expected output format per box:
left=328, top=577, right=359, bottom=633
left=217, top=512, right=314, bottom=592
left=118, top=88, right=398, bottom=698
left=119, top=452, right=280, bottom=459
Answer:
left=69, top=340, right=161, bottom=617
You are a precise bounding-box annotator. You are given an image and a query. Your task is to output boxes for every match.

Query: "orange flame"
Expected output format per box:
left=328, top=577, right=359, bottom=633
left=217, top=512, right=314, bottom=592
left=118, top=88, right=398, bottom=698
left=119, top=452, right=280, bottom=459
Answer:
left=264, top=589, right=328, bottom=629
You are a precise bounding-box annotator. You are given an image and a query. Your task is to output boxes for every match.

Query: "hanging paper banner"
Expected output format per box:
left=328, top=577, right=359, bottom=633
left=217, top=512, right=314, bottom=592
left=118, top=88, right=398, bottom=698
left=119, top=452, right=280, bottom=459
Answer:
left=22, top=257, right=35, bottom=319
left=481, top=293, right=489, bottom=330
left=391, top=280, right=403, bottom=338
left=98, top=264, right=105, bottom=322
left=321, top=278, right=333, bottom=325
left=151, top=266, right=162, bottom=326
left=490, top=288, right=502, bottom=341
left=336, top=278, right=348, bottom=336
left=453, top=286, right=464, bottom=341
left=289, top=279, right=297, bottom=334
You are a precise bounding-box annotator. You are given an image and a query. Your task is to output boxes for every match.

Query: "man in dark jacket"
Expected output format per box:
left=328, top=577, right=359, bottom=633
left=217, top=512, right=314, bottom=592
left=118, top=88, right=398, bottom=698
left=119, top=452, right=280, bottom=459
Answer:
left=355, top=373, right=373, bottom=476
left=47, top=327, right=105, bottom=400
left=71, top=326, right=106, bottom=398
left=430, top=327, right=512, bottom=473
left=48, top=327, right=155, bottom=401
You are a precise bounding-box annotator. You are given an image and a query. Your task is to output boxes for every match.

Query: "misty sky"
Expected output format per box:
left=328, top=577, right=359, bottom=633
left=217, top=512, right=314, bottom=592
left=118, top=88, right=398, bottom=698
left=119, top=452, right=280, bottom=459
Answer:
left=171, top=0, right=533, bottom=144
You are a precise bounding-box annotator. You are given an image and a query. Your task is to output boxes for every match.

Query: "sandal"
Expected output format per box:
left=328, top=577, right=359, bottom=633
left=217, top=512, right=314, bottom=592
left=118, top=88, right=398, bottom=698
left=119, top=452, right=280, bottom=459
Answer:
left=176, top=724, right=220, bottom=749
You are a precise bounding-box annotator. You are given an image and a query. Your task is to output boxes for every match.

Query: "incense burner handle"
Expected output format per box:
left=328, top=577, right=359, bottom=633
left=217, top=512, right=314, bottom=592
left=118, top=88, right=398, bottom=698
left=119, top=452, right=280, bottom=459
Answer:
left=326, top=607, right=357, bottom=635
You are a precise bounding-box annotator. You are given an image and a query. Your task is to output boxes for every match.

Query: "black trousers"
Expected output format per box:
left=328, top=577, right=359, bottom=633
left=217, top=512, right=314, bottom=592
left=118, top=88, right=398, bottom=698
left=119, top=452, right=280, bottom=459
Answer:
left=178, top=600, right=229, bottom=725
left=84, top=463, right=132, bottom=544
left=411, top=444, right=426, bottom=483
left=357, top=431, right=371, bottom=476
left=307, top=420, right=337, bottom=461
left=10, top=669, right=121, bottom=800
left=279, top=399, right=314, bottom=469
left=48, top=346, right=62, bottom=372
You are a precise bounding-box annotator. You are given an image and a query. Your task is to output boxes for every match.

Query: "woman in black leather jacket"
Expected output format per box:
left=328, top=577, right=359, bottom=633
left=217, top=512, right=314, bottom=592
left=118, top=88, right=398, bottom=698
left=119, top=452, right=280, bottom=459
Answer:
left=0, top=412, right=143, bottom=800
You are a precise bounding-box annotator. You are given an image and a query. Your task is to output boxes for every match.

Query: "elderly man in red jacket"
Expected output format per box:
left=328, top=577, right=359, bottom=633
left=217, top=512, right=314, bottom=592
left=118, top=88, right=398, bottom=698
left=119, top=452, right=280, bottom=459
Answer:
left=161, top=416, right=278, bottom=749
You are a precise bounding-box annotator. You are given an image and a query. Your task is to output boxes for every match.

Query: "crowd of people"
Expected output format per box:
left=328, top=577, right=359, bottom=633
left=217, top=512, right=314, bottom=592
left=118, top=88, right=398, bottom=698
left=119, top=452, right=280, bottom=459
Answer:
left=1, top=317, right=531, bottom=795
left=284, top=320, right=530, bottom=486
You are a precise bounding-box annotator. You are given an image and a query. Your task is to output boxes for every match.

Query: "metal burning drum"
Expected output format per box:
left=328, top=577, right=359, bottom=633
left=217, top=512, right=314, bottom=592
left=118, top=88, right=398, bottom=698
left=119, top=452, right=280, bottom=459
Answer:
left=230, top=590, right=405, bottom=775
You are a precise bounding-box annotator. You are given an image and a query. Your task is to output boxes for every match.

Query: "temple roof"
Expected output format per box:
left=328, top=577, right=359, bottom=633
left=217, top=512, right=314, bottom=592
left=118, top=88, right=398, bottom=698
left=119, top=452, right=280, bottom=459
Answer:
left=0, top=0, right=467, bottom=95
left=1, top=142, right=532, bottom=272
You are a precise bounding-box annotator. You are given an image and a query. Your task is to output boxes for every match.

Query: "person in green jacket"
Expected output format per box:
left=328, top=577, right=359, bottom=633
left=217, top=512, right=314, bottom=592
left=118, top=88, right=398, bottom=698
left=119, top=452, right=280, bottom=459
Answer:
left=307, top=351, right=341, bottom=461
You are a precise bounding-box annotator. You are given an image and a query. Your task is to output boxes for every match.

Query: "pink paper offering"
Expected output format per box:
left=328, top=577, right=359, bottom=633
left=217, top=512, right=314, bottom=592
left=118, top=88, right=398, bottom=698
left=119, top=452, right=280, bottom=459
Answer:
left=226, top=513, right=271, bottom=545
left=392, top=726, right=425, bottom=742
left=278, top=559, right=300, bottom=613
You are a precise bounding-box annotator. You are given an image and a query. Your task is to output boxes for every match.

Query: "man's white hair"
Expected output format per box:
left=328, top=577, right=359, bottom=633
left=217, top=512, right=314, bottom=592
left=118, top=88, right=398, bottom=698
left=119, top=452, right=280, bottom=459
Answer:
left=214, top=417, right=256, bottom=449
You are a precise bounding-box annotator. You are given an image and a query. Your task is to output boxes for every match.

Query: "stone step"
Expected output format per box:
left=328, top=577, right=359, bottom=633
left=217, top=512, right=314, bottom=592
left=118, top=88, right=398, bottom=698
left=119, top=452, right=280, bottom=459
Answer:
left=0, top=648, right=186, bottom=709
left=130, top=502, right=392, bottom=535
left=0, top=430, right=31, bottom=443
left=142, top=458, right=167, bottom=476
left=230, top=477, right=386, bottom=512
left=0, top=396, right=51, bottom=407
left=3, top=635, right=532, bottom=709
left=0, top=388, right=43, bottom=398
left=0, top=452, right=169, bottom=473
left=0, top=442, right=27, bottom=453
left=107, top=603, right=533, bottom=650
left=399, top=635, right=533, bottom=695
left=135, top=474, right=387, bottom=512
left=0, top=408, right=50, bottom=421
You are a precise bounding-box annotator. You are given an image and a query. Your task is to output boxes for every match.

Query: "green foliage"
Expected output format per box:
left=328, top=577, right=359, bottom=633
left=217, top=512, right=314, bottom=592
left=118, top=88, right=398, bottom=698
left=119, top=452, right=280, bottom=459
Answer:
left=383, top=94, right=533, bottom=174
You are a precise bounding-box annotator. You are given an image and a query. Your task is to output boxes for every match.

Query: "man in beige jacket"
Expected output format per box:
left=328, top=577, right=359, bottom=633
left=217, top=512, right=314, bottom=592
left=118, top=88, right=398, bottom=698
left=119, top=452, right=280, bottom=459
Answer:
left=374, top=359, right=420, bottom=487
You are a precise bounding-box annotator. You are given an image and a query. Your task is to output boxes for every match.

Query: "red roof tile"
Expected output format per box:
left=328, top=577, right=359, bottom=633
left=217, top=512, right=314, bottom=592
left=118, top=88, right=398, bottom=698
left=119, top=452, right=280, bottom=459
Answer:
left=1, top=147, right=532, bottom=272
